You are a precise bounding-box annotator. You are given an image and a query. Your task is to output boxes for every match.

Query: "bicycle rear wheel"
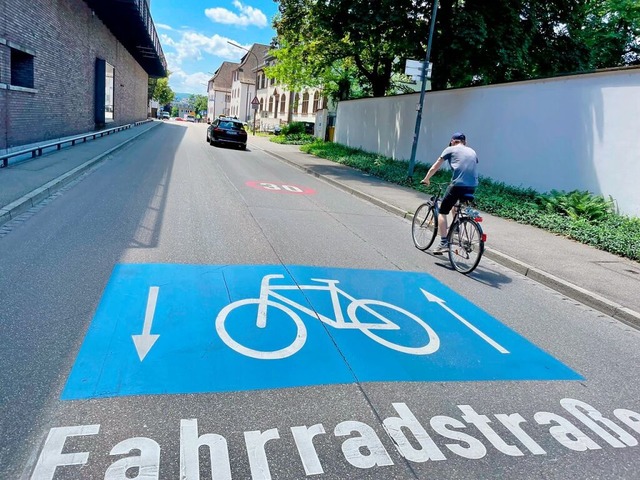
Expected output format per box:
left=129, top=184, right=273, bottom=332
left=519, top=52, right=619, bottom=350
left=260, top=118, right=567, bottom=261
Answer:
left=412, top=203, right=438, bottom=250
left=448, top=218, right=484, bottom=274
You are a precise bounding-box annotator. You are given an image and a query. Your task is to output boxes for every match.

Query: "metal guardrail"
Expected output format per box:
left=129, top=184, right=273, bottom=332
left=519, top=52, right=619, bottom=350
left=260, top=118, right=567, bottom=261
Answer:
left=0, top=119, right=153, bottom=169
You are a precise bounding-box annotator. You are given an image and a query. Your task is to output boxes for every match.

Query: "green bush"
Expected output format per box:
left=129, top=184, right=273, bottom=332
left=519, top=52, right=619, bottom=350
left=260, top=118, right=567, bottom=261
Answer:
left=536, top=190, right=615, bottom=222
left=299, top=141, right=640, bottom=262
left=282, top=122, right=306, bottom=135
left=270, top=133, right=316, bottom=145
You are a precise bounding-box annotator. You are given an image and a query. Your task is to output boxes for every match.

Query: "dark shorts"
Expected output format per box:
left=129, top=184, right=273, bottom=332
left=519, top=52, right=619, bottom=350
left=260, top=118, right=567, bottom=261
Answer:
left=439, top=185, right=476, bottom=215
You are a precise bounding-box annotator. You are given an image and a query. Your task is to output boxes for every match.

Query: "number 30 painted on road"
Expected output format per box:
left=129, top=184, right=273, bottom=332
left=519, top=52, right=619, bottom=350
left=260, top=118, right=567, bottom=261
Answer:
left=245, top=181, right=316, bottom=194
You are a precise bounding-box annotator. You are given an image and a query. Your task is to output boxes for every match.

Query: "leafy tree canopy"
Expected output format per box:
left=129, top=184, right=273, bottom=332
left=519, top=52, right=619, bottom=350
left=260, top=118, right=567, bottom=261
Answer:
left=271, top=0, right=431, bottom=97
left=270, top=0, right=640, bottom=97
left=188, top=94, right=208, bottom=113
left=152, top=77, right=175, bottom=106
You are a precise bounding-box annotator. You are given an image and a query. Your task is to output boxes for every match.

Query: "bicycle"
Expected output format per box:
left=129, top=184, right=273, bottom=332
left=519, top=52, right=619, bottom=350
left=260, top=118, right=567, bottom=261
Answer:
left=215, top=274, right=440, bottom=360
left=411, top=182, right=486, bottom=274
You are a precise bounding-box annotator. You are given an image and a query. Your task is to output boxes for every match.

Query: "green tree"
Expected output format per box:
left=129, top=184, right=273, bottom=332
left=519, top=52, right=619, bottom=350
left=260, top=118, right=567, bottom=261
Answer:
left=272, top=0, right=640, bottom=96
left=171, top=106, right=179, bottom=117
left=272, top=0, right=430, bottom=97
left=148, top=77, right=158, bottom=103
left=153, top=77, right=175, bottom=106
left=432, top=0, right=639, bottom=89
left=188, top=94, right=208, bottom=114
left=265, top=42, right=364, bottom=102
left=579, top=0, right=640, bottom=67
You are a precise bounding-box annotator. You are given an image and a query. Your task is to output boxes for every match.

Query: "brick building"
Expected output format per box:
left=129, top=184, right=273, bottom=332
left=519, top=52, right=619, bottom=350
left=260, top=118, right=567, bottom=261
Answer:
left=0, top=0, right=166, bottom=151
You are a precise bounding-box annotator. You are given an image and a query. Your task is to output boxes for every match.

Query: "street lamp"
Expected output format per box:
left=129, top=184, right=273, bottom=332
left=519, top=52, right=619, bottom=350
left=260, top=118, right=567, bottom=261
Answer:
left=227, top=41, right=259, bottom=136
left=407, top=0, right=439, bottom=180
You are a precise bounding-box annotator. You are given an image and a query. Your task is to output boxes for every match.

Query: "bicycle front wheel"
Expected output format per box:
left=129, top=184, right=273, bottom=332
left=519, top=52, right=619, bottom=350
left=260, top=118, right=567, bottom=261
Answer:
left=448, top=218, right=485, bottom=274
left=347, top=299, right=440, bottom=355
left=412, top=203, right=437, bottom=250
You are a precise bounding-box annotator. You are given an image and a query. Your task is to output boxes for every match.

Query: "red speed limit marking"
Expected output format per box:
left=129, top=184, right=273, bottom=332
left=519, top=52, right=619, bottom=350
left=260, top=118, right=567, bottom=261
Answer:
left=245, top=181, right=316, bottom=195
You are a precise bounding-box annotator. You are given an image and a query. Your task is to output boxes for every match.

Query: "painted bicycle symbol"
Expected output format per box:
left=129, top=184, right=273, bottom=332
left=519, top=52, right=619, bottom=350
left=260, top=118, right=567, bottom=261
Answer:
left=215, top=274, right=441, bottom=359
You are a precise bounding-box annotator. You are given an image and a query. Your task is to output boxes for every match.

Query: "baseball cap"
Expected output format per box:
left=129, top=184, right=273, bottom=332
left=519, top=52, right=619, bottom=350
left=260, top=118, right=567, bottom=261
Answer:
left=451, top=132, right=466, bottom=141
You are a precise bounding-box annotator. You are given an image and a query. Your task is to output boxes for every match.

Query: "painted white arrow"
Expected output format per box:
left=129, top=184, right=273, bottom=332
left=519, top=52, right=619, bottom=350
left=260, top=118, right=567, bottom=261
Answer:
left=132, top=286, right=160, bottom=361
left=421, top=288, right=509, bottom=354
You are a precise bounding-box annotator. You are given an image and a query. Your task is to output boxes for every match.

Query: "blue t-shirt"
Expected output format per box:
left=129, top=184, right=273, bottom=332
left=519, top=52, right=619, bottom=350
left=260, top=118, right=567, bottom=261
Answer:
left=440, top=145, right=479, bottom=187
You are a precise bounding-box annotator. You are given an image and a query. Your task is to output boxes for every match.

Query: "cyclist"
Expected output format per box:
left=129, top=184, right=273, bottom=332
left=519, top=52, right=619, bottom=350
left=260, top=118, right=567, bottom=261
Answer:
left=420, top=132, right=479, bottom=254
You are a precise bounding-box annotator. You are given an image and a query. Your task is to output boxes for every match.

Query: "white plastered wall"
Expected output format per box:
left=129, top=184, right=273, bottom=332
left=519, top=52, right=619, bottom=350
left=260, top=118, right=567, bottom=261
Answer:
left=335, top=69, right=640, bottom=216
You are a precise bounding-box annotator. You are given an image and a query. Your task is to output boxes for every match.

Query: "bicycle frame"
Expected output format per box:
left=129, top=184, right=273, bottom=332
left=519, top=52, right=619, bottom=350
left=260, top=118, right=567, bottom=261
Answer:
left=256, top=274, right=398, bottom=331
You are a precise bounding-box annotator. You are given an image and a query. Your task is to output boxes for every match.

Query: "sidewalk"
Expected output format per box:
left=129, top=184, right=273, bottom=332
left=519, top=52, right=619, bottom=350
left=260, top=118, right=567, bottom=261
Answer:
left=250, top=135, right=640, bottom=328
left=0, top=120, right=160, bottom=223
left=1, top=127, right=638, bottom=328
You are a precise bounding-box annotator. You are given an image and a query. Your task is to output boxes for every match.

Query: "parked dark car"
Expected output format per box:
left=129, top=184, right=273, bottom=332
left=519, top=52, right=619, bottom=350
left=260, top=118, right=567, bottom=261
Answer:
left=207, top=118, right=247, bottom=150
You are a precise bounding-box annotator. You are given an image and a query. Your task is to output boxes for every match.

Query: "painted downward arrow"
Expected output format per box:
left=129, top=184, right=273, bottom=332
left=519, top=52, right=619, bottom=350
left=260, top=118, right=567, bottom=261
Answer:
left=421, top=288, right=509, bottom=354
left=132, top=286, right=160, bottom=361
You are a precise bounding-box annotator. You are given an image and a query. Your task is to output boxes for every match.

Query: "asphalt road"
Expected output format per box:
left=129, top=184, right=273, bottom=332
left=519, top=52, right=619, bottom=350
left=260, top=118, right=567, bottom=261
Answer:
left=1, top=122, right=639, bottom=479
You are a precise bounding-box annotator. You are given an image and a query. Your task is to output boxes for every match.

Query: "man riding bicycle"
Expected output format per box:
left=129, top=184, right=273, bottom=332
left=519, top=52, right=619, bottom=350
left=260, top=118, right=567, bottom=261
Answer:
left=420, top=132, right=479, bottom=254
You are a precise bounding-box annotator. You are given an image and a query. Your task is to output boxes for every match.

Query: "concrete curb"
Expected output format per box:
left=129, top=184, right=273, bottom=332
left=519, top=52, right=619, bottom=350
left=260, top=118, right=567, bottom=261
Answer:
left=0, top=121, right=160, bottom=227
left=482, top=249, right=640, bottom=329
left=263, top=147, right=640, bottom=330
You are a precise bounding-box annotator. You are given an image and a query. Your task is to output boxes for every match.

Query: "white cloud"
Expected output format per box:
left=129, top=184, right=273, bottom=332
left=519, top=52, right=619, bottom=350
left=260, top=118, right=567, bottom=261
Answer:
left=169, top=68, right=211, bottom=94
left=205, top=1, right=267, bottom=28
left=156, top=23, right=174, bottom=31
left=160, top=32, right=251, bottom=66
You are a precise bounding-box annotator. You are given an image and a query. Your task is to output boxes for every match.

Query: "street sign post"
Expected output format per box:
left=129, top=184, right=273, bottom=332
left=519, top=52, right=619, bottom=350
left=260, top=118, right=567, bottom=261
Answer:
left=251, top=96, right=259, bottom=135
left=407, top=0, right=439, bottom=180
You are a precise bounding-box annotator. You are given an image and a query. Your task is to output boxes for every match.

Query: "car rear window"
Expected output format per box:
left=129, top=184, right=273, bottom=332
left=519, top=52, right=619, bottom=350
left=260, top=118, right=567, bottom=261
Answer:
left=219, top=121, right=245, bottom=130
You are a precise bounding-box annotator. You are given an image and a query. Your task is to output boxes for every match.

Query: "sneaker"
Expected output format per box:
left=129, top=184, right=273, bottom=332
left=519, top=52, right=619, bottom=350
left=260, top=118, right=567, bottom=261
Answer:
left=432, top=242, right=449, bottom=255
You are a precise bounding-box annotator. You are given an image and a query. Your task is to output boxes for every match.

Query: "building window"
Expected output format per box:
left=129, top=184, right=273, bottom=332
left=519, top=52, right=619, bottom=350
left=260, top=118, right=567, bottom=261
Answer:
left=312, top=93, right=319, bottom=113
left=268, top=96, right=274, bottom=113
left=280, top=94, right=286, bottom=113
left=294, top=93, right=300, bottom=113
left=259, top=98, right=264, bottom=112
left=10, top=48, right=35, bottom=89
left=105, top=62, right=115, bottom=121
left=301, top=92, right=309, bottom=115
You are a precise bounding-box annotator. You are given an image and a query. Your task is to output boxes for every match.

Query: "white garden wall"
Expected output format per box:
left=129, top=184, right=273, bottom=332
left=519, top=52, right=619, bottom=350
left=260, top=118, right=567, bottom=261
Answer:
left=334, top=68, right=640, bottom=216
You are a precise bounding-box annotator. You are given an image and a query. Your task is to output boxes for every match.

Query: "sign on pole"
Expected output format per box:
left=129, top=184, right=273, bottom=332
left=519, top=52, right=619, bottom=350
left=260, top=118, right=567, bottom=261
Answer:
left=251, top=96, right=260, bottom=110
left=405, top=59, right=433, bottom=82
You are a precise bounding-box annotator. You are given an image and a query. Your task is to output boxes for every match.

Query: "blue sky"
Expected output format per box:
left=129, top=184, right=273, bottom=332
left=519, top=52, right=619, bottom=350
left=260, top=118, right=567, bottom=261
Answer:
left=151, top=0, right=278, bottom=94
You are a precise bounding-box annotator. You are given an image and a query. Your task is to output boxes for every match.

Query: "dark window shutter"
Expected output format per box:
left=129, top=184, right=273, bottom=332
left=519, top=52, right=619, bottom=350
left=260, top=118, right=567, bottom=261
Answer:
left=95, top=58, right=106, bottom=125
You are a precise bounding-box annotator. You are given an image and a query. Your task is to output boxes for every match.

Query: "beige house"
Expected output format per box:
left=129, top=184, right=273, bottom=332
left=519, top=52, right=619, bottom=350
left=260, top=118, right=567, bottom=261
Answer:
left=255, top=51, right=325, bottom=133
left=207, top=61, right=238, bottom=122
left=229, top=44, right=269, bottom=125
left=208, top=44, right=328, bottom=134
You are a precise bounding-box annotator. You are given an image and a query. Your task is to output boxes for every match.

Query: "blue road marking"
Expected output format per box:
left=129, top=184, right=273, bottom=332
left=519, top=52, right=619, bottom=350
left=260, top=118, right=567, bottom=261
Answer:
left=62, top=264, right=582, bottom=400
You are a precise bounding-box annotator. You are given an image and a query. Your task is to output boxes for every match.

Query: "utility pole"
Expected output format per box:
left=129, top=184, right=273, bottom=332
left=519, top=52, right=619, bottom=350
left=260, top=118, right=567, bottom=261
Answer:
left=407, top=0, right=439, bottom=180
